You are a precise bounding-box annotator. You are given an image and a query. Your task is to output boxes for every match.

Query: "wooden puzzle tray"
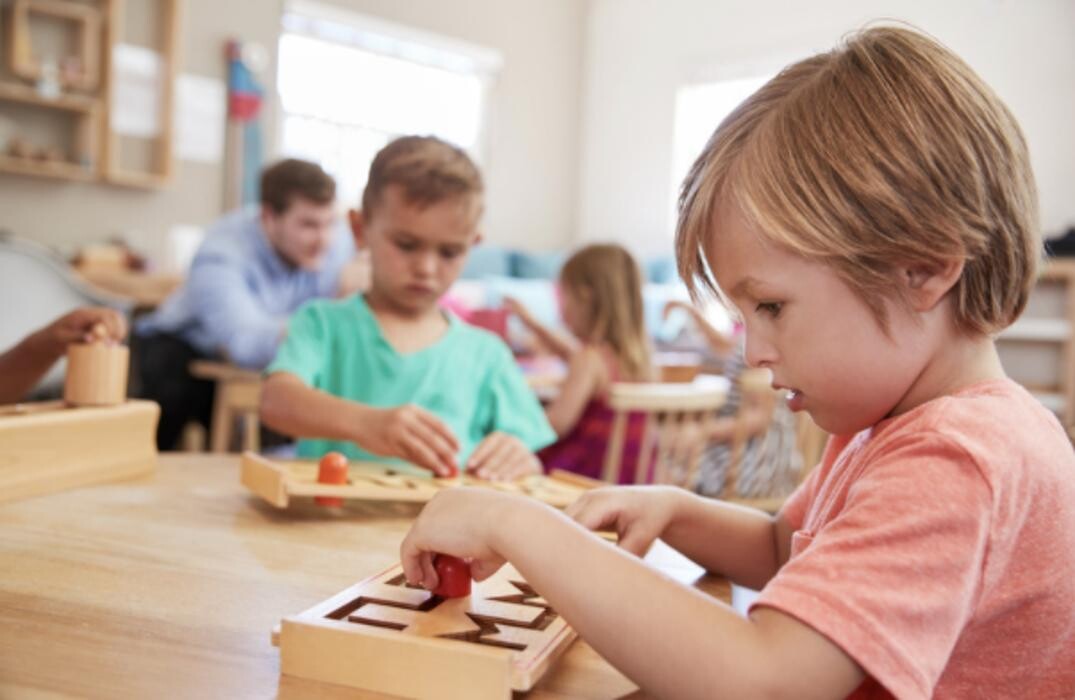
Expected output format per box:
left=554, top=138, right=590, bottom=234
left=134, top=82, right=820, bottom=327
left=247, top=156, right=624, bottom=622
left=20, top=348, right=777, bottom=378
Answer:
left=241, top=451, right=600, bottom=509
left=274, top=562, right=576, bottom=698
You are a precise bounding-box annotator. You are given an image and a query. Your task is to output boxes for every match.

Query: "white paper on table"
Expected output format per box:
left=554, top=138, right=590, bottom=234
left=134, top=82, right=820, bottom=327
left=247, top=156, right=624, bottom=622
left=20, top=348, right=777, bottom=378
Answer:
left=111, top=44, right=162, bottom=138
left=174, top=74, right=226, bottom=163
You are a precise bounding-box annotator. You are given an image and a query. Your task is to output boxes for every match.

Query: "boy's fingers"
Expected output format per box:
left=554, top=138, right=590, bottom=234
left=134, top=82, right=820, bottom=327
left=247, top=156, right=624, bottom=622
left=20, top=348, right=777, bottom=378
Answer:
left=403, top=435, right=451, bottom=476
left=470, top=557, right=504, bottom=582
left=471, top=439, right=514, bottom=478
left=416, top=409, right=459, bottom=451
left=419, top=551, right=438, bottom=590
left=400, top=535, right=423, bottom=585
left=617, top=526, right=656, bottom=557
left=410, top=424, right=457, bottom=473
left=466, top=433, right=500, bottom=469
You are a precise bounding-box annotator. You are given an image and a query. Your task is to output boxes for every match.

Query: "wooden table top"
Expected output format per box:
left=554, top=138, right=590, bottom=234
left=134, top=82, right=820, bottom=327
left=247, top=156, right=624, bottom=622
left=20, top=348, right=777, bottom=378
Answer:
left=0, top=454, right=730, bottom=699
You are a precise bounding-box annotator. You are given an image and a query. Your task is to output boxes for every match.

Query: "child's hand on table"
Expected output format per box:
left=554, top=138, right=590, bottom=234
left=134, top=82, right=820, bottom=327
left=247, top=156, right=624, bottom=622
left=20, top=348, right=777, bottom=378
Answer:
left=466, top=432, right=542, bottom=481
left=362, top=404, right=460, bottom=477
left=42, top=307, right=127, bottom=354
left=401, top=488, right=523, bottom=588
left=565, top=486, right=685, bottom=556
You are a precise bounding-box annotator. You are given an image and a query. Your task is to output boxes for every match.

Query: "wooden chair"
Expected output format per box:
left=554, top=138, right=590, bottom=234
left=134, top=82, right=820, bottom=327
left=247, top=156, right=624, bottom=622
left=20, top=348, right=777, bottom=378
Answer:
left=601, top=375, right=730, bottom=486
left=720, top=369, right=828, bottom=512
left=188, top=360, right=262, bottom=452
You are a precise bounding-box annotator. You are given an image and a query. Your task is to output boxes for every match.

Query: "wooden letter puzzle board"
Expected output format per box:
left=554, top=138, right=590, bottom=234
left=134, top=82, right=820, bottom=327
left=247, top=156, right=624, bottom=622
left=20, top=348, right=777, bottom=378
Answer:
left=241, top=451, right=599, bottom=509
left=274, top=562, right=575, bottom=698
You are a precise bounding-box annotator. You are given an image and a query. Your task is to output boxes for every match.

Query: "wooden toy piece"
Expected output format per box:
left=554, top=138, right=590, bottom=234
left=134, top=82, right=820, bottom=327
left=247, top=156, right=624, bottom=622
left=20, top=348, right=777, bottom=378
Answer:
left=315, top=451, right=348, bottom=507
left=432, top=555, right=471, bottom=598
left=0, top=399, right=159, bottom=504
left=63, top=325, right=129, bottom=406
left=274, top=562, right=576, bottom=698
left=241, top=451, right=602, bottom=510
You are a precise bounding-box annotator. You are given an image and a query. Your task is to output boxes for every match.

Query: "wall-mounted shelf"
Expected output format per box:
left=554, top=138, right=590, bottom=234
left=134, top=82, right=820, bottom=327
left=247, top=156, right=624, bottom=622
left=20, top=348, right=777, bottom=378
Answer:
left=0, top=0, right=181, bottom=189
left=7, top=0, right=102, bottom=91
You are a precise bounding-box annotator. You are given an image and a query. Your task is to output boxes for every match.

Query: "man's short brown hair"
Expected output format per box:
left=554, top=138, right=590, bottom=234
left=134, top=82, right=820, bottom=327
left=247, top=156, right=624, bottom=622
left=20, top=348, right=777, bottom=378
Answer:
left=676, top=26, right=1040, bottom=335
left=260, top=158, right=336, bottom=214
left=361, top=136, right=483, bottom=217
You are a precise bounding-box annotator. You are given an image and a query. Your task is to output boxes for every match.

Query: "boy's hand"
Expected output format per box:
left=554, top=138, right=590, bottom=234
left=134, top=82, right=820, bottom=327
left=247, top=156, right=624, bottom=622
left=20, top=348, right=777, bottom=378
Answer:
left=565, top=486, right=685, bottom=556
left=466, top=432, right=541, bottom=481
left=39, top=307, right=127, bottom=356
left=363, top=404, right=459, bottom=477
left=401, top=488, right=524, bottom=588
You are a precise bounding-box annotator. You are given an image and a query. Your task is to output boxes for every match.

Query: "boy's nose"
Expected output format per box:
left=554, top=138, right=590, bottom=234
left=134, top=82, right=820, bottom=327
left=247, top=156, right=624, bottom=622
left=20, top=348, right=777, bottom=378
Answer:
left=743, top=332, right=778, bottom=369
left=414, top=253, right=438, bottom=277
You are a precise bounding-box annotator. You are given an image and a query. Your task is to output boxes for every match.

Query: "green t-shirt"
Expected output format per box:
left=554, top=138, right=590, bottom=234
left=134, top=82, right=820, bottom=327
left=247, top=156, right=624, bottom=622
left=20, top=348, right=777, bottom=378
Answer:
left=266, top=295, right=556, bottom=473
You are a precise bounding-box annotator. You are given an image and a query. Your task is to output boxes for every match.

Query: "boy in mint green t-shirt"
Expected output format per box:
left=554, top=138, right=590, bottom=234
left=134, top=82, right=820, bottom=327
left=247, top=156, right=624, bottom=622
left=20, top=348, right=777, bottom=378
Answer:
left=260, top=136, right=554, bottom=480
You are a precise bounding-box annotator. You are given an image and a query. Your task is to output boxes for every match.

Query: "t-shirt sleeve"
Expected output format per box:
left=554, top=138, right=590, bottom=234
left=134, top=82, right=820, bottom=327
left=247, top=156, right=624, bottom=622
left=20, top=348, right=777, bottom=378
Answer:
left=753, top=433, right=993, bottom=700
left=264, top=302, right=327, bottom=387
left=479, top=342, right=557, bottom=451
left=779, top=433, right=842, bottom=529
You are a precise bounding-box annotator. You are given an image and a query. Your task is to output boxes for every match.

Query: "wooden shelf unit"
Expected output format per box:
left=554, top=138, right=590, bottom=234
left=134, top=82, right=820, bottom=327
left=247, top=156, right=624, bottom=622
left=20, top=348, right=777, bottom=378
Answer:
left=998, top=258, right=1075, bottom=428
left=0, top=0, right=181, bottom=188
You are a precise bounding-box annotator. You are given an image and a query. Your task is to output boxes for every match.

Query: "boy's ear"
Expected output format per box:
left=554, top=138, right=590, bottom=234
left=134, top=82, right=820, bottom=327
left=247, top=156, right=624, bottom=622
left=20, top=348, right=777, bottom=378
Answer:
left=348, top=209, right=366, bottom=248
left=903, top=259, right=964, bottom=312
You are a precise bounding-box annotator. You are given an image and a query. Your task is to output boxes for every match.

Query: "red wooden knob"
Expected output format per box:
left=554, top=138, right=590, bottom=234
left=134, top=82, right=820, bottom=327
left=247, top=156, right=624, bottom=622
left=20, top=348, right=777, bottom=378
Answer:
left=315, top=451, right=348, bottom=507
left=433, top=554, right=471, bottom=598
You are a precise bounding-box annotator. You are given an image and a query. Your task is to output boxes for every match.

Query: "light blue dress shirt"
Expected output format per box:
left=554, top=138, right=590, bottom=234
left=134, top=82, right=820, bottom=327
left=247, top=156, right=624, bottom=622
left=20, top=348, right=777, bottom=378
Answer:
left=136, top=207, right=354, bottom=369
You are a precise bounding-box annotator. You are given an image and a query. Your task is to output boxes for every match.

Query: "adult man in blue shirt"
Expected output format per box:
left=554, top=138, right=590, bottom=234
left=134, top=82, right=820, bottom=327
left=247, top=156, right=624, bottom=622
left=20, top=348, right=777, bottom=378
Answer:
left=136, top=158, right=363, bottom=449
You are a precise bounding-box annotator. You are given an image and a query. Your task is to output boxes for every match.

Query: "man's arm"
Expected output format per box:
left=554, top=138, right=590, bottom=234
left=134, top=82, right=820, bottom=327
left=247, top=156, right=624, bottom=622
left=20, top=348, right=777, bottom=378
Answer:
left=185, top=254, right=287, bottom=368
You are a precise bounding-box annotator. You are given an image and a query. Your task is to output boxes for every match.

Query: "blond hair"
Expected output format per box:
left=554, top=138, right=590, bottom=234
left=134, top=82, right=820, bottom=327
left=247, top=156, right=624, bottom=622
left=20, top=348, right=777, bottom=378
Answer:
left=676, top=25, right=1040, bottom=335
left=560, top=244, right=654, bottom=381
left=362, top=135, right=483, bottom=216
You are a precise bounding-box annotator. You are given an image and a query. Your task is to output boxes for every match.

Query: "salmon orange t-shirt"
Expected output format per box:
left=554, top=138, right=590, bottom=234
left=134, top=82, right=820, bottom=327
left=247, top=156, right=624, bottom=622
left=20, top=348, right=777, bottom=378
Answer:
left=754, top=379, right=1075, bottom=699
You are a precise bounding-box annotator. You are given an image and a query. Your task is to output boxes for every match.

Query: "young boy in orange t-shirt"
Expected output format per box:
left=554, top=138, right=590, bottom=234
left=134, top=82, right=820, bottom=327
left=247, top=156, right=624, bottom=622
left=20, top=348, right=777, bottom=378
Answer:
left=397, top=27, right=1075, bottom=698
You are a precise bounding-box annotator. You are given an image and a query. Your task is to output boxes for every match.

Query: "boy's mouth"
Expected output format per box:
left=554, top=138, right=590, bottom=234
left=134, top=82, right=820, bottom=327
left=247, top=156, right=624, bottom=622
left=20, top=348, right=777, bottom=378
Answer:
left=786, top=389, right=805, bottom=411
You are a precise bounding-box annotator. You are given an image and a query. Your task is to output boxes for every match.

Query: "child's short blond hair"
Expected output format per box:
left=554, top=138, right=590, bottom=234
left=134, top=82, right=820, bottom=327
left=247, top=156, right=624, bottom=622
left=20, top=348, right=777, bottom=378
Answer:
left=676, top=26, right=1040, bottom=335
left=362, top=135, right=483, bottom=217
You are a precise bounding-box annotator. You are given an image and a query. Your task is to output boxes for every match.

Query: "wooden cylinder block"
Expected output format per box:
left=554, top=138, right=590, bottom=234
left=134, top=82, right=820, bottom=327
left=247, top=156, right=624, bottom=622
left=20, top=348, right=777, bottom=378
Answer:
left=64, top=343, right=129, bottom=406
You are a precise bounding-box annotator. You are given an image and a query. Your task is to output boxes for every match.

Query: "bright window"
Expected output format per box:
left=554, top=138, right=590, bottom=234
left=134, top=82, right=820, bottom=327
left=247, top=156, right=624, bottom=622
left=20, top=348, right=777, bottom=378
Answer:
left=277, top=2, right=501, bottom=207
left=669, top=74, right=773, bottom=232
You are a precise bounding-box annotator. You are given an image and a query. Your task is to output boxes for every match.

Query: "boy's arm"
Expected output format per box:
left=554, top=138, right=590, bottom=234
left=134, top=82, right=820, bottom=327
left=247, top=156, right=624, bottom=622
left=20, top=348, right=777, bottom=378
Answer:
left=401, top=493, right=863, bottom=699
left=567, top=486, right=793, bottom=590
left=259, top=372, right=459, bottom=476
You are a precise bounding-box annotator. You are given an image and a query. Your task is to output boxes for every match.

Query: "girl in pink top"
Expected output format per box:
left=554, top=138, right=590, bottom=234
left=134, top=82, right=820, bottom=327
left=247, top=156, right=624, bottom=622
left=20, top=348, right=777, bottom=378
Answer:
left=399, top=26, right=1075, bottom=698
left=507, top=244, right=655, bottom=483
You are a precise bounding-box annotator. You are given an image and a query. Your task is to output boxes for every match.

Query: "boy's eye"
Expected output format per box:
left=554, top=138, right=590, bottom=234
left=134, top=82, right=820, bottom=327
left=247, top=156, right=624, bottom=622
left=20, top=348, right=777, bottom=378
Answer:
left=395, top=240, right=418, bottom=252
left=755, top=302, right=783, bottom=318
left=439, top=248, right=462, bottom=260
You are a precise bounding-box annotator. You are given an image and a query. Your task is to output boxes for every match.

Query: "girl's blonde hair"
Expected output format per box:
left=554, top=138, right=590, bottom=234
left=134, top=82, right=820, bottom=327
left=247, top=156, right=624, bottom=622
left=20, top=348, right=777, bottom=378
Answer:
left=676, top=25, right=1040, bottom=335
left=560, top=244, right=654, bottom=381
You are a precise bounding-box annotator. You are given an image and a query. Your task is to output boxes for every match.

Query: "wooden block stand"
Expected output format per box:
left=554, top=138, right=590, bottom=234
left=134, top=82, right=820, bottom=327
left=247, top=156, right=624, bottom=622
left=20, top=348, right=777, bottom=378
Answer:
left=0, top=399, right=158, bottom=503
left=241, top=451, right=600, bottom=509
left=274, top=562, right=577, bottom=698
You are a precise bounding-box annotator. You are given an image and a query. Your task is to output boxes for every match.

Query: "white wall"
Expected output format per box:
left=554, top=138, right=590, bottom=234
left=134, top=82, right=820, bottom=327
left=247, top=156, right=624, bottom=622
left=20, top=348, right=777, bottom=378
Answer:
left=309, top=0, right=586, bottom=251
left=578, top=0, right=1075, bottom=254
left=0, top=0, right=585, bottom=260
